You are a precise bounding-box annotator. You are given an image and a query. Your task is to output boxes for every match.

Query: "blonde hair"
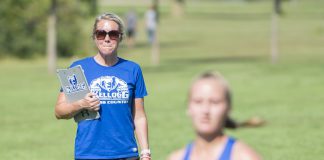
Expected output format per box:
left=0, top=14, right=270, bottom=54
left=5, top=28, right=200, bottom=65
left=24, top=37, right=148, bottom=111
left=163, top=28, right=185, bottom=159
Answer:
left=92, top=12, right=125, bottom=41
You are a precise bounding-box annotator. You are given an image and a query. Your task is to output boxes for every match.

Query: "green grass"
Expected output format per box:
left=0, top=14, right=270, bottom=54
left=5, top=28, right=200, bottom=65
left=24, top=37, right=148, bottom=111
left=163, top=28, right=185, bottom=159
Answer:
left=1, top=0, right=324, bottom=159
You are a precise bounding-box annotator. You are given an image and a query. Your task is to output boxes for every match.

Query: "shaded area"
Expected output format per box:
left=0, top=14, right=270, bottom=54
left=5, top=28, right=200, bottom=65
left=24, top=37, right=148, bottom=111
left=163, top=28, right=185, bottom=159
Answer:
left=131, top=39, right=198, bottom=49
left=141, top=64, right=186, bottom=73
left=142, top=55, right=264, bottom=74
left=165, top=55, right=264, bottom=65
left=188, top=12, right=270, bottom=21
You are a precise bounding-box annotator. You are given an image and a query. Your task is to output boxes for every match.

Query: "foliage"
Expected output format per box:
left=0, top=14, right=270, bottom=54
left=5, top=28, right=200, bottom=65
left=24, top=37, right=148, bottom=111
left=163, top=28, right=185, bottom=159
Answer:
left=0, top=0, right=48, bottom=58
left=56, top=0, right=84, bottom=57
left=0, top=0, right=93, bottom=58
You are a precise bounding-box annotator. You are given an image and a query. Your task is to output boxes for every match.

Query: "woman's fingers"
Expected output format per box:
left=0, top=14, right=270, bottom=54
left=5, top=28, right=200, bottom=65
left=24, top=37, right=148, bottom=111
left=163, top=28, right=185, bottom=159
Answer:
left=81, top=92, right=100, bottom=111
left=90, top=101, right=100, bottom=107
left=92, top=106, right=100, bottom=111
left=87, top=100, right=100, bottom=111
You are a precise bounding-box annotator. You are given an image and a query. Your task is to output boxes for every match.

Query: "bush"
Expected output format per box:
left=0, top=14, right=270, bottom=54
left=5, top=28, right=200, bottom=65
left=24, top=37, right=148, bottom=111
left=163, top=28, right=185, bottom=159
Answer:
left=0, top=0, right=92, bottom=59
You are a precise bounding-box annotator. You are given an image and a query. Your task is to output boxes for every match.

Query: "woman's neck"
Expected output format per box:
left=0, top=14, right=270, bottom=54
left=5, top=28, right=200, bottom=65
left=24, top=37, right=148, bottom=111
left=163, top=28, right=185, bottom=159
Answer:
left=190, top=133, right=227, bottom=160
left=94, top=52, right=118, bottom=66
left=195, top=132, right=226, bottom=150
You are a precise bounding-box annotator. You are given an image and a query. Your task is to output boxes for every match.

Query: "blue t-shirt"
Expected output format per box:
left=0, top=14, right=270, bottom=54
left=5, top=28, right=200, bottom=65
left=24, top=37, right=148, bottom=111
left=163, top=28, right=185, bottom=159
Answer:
left=70, top=57, right=148, bottom=159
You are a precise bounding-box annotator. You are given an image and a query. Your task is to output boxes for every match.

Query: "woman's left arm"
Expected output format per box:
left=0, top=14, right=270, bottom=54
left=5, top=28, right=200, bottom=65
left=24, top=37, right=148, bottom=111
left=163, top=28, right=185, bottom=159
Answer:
left=133, top=98, right=151, bottom=159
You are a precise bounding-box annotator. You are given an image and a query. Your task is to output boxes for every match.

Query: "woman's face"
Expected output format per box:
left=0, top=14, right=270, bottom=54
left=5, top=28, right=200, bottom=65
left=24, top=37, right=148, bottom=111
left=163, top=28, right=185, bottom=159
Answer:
left=94, top=20, right=120, bottom=56
left=188, top=78, right=229, bottom=136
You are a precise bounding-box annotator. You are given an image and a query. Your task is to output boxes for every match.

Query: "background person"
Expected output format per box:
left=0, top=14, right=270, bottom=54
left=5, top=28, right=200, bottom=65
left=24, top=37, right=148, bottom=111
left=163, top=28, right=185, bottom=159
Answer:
left=145, top=5, right=157, bottom=45
left=125, top=9, right=137, bottom=48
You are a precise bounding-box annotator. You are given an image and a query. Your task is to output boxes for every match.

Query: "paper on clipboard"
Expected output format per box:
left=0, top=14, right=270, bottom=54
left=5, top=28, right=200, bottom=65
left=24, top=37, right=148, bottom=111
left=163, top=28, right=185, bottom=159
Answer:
left=56, top=65, right=100, bottom=123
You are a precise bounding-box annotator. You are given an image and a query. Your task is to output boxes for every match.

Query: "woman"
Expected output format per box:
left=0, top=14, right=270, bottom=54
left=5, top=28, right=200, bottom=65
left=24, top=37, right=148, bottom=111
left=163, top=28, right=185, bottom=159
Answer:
left=168, top=72, right=261, bottom=160
left=55, top=13, right=151, bottom=160
left=125, top=9, right=137, bottom=48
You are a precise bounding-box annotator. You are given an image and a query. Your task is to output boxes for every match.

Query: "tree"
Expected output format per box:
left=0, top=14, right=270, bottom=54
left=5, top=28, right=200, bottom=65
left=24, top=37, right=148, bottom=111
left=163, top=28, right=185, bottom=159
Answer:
left=80, top=0, right=98, bottom=16
left=0, top=0, right=95, bottom=60
left=151, top=0, right=160, bottom=66
left=47, top=0, right=57, bottom=74
left=89, top=0, right=98, bottom=16
left=0, top=0, right=48, bottom=58
left=271, top=0, right=281, bottom=64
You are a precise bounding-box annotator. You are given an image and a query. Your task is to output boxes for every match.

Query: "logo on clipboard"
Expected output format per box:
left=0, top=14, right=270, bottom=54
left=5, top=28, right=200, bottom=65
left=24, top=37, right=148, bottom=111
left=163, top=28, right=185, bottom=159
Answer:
left=65, top=74, right=87, bottom=94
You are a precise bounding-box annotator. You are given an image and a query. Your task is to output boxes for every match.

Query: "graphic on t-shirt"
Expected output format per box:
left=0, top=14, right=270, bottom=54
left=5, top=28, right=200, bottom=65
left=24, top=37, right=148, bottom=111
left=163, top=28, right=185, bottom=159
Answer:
left=65, top=74, right=87, bottom=94
left=90, top=76, right=129, bottom=104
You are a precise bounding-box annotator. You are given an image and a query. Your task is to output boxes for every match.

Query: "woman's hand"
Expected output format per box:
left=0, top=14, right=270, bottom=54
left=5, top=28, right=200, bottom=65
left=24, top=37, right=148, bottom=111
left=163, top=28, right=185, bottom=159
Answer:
left=78, top=92, right=100, bottom=111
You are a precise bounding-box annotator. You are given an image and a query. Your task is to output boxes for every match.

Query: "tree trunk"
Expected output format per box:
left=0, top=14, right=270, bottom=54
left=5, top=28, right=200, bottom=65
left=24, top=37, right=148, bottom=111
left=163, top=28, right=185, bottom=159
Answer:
left=271, top=9, right=279, bottom=64
left=274, top=0, right=282, bottom=15
left=151, top=0, right=160, bottom=66
left=47, top=0, right=57, bottom=74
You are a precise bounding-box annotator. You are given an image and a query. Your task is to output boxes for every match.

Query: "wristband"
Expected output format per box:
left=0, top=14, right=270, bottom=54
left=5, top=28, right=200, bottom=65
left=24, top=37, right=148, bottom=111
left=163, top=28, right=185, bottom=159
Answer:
left=140, top=149, right=151, bottom=159
left=140, top=154, right=151, bottom=159
left=140, top=149, right=151, bottom=155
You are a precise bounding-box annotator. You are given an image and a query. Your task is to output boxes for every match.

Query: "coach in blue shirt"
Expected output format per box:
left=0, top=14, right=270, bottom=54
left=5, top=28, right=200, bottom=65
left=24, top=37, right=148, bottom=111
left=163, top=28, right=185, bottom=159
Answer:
left=55, top=12, right=151, bottom=160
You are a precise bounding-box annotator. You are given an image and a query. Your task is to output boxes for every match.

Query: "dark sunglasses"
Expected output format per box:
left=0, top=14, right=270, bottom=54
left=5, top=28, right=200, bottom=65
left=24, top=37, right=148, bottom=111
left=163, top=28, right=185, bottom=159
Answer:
left=95, top=30, right=122, bottom=40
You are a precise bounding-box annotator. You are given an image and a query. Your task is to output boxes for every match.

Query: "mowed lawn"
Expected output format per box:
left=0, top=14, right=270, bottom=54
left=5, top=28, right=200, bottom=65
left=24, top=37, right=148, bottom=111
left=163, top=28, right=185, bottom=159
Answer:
left=0, top=1, right=324, bottom=159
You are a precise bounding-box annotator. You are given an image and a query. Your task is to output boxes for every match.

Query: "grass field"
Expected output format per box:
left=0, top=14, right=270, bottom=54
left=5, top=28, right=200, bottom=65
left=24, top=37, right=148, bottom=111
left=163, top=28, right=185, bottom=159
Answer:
left=0, top=0, right=324, bottom=159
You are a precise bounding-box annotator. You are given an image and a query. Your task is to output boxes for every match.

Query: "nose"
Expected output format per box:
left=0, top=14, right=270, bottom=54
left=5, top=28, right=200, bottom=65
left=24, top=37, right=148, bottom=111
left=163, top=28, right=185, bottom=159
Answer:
left=104, top=34, right=111, bottom=42
left=201, top=102, right=210, bottom=114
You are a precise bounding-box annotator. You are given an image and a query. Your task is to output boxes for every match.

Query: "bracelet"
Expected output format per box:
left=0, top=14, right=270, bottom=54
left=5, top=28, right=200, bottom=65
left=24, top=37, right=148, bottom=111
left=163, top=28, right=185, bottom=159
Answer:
left=140, top=149, right=151, bottom=159
left=140, top=154, right=151, bottom=159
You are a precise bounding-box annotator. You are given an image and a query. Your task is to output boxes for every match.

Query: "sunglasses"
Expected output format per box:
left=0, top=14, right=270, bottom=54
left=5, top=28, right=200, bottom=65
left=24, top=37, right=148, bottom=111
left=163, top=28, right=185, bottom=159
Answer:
left=95, top=30, right=122, bottom=40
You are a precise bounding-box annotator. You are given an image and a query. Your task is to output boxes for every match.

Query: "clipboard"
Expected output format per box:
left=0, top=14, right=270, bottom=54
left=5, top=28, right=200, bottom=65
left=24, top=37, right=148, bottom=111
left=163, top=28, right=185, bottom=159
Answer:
left=56, top=65, right=100, bottom=123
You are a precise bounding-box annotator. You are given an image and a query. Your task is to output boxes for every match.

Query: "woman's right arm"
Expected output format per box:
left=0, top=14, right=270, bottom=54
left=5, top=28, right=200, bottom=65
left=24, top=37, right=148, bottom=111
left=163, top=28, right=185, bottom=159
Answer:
left=55, top=92, right=100, bottom=119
